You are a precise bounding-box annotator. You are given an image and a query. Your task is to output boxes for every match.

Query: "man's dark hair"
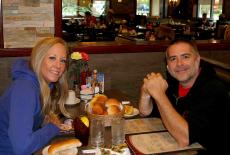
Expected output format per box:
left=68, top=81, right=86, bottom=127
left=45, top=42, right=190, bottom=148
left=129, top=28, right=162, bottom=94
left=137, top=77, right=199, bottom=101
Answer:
left=85, top=11, right=91, bottom=16
left=165, top=39, right=199, bottom=59
left=202, top=13, right=207, bottom=17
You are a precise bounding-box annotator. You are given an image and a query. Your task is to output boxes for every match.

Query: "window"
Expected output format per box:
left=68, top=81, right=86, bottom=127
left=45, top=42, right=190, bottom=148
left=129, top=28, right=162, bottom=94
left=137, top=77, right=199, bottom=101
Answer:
left=92, top=1, right=107, bottom=16
left=62, top=0, right=108, bottom=18
left=62, top=0, right=78, bottom=17
left=212, top=0, right=223, bottom=20
left=198, top=0, right=223, bottom=21
left=151, top=0, right=160, bottom=16
left=136, top=0, right=150, bottom=16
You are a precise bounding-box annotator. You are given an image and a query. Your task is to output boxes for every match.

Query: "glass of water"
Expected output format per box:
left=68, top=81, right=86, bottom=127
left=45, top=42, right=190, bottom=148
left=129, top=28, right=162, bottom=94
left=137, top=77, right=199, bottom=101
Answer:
left=111, top=118, right=125, bottom=146
left=90, top=118, right=105, bottom=148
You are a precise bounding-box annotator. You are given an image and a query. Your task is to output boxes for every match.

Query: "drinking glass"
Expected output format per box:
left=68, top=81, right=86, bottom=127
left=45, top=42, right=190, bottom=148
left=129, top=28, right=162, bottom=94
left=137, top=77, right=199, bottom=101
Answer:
left=90, top=119, right=105, bottom=148
left=73, top=116, right=90, bottom=146
left=111, top=118, right=125, bottom=146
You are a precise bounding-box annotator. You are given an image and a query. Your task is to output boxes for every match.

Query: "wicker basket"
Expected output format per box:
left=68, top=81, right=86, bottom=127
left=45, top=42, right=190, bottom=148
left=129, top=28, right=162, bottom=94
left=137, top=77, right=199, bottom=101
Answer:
left=85, top=103, right=124, bottom=126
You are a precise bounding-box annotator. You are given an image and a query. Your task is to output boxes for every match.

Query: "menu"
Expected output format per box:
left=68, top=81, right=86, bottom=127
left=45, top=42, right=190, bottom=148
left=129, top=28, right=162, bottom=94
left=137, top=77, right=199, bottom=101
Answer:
left=124, top=118, right=203, bottom=154
left=124, top=118, right=166, bottom=134
left=126, top=132, right=203, bottom=154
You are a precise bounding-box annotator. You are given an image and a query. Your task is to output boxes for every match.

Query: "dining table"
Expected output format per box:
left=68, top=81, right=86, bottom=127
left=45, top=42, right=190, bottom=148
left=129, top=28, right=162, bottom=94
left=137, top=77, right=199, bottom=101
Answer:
left=34, top=89, right=202, bottom=155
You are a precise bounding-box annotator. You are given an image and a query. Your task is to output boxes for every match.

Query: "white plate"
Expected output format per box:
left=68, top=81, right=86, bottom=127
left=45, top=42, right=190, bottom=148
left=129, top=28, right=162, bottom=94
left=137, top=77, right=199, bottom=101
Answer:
left=124, top=108, right=139, bottom=118
left=80, top=94, right=94, bottom=101
left=42, top=145, right=78, bottom=155
left=107, top=147, right=131, bottom=155
left=82, top=147, right=131, bottom=155
left=65, top=97, right=80, bottom=105
left=121, top=101, right=131, bottom=105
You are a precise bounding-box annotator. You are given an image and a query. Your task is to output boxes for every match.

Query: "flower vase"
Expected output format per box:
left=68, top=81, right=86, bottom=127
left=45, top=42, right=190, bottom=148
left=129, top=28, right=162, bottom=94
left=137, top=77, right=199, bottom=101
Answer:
left=81, top=70, right=87, bottom=86
left=68, top=51, right=90, bottom=90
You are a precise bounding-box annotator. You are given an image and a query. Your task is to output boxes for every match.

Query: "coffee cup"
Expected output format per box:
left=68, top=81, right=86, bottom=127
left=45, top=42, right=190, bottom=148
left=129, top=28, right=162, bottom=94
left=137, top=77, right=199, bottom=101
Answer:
left=66, top=90, right=76, bottom=105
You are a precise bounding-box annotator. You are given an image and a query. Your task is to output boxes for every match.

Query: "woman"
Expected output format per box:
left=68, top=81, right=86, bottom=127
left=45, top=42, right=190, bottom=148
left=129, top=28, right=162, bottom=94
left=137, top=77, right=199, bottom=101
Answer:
left=0, top=37, right=72, bottom=154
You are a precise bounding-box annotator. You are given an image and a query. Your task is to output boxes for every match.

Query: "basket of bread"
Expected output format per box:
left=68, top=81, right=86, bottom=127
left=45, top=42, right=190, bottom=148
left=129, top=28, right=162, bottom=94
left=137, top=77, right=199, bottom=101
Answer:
left=85, top=94, right=124, bottom=126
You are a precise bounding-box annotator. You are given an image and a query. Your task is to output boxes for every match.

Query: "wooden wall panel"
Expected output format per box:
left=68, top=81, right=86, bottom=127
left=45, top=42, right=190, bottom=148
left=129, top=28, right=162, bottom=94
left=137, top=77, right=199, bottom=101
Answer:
left=223, top=0, right=230, bottom=20
left=110, top=0, right=136, bottom=17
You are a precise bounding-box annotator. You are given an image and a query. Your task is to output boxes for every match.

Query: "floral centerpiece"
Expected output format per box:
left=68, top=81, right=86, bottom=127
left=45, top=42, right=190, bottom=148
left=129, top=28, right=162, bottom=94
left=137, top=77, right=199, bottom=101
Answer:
left=68, top=51, right=90, bottom=89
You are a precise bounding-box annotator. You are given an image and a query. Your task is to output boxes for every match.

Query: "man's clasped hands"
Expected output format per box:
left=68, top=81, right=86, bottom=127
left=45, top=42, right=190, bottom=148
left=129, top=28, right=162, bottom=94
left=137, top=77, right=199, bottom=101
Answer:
left=142, top=72, right=168, bottom=101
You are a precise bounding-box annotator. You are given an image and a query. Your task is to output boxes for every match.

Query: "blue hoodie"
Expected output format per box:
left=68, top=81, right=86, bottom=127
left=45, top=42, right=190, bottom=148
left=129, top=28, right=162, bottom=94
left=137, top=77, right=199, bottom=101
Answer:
left=0, top=59, right=60, bottom=155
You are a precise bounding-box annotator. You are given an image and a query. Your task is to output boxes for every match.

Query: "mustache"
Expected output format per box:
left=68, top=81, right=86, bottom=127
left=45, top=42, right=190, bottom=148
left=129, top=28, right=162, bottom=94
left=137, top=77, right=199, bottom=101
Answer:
left=174, top=65, right=189, bottom=72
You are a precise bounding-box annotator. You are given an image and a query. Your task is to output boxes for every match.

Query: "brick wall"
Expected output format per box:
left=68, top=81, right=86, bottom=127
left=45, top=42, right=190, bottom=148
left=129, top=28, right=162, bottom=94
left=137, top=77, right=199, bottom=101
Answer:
left=3, top=0, right=54, bottom=48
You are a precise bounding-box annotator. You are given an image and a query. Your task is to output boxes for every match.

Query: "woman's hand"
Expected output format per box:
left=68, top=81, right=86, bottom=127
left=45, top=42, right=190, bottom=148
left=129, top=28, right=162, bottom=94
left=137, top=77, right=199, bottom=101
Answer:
left=43, top=112, right=72, bottom=131
left=43, top=112, right=61, bottom=125
left=59, top=124, right=73, bottom=131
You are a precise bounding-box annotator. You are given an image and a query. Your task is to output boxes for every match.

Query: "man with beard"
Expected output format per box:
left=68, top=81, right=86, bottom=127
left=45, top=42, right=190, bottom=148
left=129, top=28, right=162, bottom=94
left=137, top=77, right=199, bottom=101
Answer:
left=139, top=40, right=230, bottom=155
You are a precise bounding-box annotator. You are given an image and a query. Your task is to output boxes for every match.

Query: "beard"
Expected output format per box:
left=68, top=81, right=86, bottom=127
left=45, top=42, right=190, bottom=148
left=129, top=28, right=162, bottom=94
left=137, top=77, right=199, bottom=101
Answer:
left=168, top=60, right=200, bottom=87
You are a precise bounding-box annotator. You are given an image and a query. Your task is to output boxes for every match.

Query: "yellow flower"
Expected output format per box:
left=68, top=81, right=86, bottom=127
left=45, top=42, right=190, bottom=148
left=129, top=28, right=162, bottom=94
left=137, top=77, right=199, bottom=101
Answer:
left=71, top=52, right=82, bottom=60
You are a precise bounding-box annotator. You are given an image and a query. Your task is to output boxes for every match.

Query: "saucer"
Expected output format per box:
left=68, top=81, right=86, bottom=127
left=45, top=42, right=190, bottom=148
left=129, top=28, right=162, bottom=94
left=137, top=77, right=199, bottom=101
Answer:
left=65, top=97, right=80, bottom=105
left=80, top=94, right=94, bottom=101
left=82, top=147, right=131, bottom=155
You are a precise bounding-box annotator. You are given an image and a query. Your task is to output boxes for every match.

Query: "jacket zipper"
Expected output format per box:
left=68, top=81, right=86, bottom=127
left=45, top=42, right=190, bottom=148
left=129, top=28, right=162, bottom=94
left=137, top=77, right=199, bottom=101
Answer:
left=173, top=94, right=180, bottom=105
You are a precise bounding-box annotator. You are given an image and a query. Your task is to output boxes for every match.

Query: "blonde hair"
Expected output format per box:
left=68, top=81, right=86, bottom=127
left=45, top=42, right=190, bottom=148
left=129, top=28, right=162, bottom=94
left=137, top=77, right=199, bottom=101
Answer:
left=30, top=37, right=71, bottom=118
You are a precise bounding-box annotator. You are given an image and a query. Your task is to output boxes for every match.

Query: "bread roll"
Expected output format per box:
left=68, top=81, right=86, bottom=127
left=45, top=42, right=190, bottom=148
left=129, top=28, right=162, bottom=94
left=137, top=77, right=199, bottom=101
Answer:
left=48, top=139, right=82, bottom=155
left=107, top=105, right=121, bottom=115
left=88, top=95, right=123, bottom=116
left=89, top=97, right=97, bottom=109
left=95, top=94, right=108, bottom=105
left=89, top=94, right=108, bottom=108
left=92, top=103, right=104, bottom=115
left=105, top=98, right=121, bottom=107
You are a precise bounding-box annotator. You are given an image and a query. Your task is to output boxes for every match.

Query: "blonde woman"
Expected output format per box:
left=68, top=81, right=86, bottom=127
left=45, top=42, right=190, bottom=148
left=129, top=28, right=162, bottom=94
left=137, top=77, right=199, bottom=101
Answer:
left=0, top=37, right=72, bottom=154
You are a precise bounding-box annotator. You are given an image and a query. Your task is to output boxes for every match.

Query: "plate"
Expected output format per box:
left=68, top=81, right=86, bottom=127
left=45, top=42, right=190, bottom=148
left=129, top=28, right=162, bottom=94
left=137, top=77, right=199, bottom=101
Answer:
left=124, top=108, right=139, bottom=118
left=65, top=97, right=80, bottom=105
left=82, top=147, right=131, bottom=155
left=121, top=101, right=131, bottom=105
left=102, top=148, right=131, bottom=155
left=42, top=145, right=78, bottom=155
left=80, top=94, right=94, bottom=101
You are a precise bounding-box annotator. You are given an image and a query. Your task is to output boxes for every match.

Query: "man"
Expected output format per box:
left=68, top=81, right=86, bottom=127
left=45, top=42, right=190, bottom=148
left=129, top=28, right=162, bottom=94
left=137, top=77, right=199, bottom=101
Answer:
left=139, top=40, right=229, bottom=154
left=83, top=11, right=97, bottom=28
left=199, top=13, right=210, bottom=27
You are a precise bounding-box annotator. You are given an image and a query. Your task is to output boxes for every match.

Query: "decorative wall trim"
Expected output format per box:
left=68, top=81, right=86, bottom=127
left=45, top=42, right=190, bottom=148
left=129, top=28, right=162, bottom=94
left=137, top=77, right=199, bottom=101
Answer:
left=1, top=40, right=230, bottom=57
left=0, top=0, right=3, bottom=48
